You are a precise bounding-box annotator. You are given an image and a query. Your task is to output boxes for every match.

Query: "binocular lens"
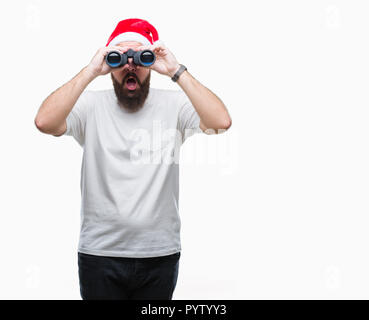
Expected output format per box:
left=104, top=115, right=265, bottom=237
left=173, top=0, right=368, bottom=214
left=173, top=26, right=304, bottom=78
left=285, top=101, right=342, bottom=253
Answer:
left=140, top=51, right=155, bottom=65
left=107, top=52, right=122, bottom=66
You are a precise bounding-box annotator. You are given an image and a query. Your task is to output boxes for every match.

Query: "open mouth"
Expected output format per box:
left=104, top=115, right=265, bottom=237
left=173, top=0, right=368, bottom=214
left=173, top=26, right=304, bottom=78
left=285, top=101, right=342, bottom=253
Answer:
left=126, top=76, right=138, bottom=91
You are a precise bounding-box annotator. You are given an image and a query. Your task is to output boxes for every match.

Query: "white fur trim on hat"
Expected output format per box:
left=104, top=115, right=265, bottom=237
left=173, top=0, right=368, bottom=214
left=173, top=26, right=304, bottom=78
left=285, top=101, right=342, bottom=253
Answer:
left=108, top=32, right=152, bottom=46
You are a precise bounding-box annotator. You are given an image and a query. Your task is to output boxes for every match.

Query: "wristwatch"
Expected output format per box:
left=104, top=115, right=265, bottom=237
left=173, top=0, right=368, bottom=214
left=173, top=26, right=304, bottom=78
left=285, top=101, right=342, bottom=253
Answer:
left=171, top=64, right=187, bottom=82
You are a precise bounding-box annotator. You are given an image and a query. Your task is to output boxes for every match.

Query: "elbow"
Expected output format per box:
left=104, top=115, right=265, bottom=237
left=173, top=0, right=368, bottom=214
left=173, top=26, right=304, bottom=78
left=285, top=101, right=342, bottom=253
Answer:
left=201, top=117, right=232, bottom=135
left=222, top=117, right=232, bottom=130
left=34, top=115, right=53, bottom=134
left=216, top=116, right=232, bottom=133
left=34, top=116, right=46, bottom=133
left=217, top=104, right=232, bottom=132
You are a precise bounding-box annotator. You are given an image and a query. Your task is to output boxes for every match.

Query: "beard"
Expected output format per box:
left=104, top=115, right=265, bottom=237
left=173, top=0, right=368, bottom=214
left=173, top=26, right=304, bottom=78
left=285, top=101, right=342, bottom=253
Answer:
left=111, top=71, right=151, bottom=113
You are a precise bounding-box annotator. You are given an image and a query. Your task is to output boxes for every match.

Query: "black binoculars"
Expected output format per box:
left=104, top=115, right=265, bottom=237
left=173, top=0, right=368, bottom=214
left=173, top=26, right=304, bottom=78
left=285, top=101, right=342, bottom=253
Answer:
left=105, top=48, right=156, bottom=68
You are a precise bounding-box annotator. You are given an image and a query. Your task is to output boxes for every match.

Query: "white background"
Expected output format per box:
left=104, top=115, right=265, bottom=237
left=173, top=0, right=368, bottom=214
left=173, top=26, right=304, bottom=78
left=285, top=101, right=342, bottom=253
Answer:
left=0, top=0, right=368, bottom=299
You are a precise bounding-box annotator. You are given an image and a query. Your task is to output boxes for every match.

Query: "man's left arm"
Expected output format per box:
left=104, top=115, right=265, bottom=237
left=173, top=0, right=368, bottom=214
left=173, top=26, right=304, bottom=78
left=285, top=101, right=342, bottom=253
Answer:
left=138, top=43, right=232, bottom=134
left=173, top=68, right=232, bottom=133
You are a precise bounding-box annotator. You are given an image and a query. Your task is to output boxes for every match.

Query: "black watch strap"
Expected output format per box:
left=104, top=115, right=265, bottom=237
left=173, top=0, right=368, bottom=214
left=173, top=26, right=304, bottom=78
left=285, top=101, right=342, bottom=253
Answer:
left=171, top=64, right=187, bottom=82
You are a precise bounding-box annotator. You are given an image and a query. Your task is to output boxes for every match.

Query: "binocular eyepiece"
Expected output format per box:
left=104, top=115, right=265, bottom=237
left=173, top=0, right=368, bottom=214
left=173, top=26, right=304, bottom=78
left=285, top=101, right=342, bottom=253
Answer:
left=105, top=48, right=156, bottom=68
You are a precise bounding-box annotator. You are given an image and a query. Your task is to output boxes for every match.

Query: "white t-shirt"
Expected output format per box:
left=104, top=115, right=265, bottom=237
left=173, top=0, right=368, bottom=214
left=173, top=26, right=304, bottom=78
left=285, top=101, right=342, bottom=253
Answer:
left=63, top=87, right=203, bottom=258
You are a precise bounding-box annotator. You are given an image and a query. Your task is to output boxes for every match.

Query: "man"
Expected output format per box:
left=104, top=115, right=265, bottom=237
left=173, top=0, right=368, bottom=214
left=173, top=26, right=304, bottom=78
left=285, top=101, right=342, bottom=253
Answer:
left=34, top=18, right=232, bottom=300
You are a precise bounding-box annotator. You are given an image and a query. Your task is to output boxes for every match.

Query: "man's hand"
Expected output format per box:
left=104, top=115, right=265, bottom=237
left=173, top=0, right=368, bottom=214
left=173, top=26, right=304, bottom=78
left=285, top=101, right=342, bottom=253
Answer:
left=85, top=46, right=130, bottom=78
left=137, top=43, right=181, bottom=78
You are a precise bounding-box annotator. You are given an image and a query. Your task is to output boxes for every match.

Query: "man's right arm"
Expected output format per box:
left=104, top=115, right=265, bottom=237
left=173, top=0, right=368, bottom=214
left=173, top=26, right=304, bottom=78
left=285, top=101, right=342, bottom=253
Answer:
left=34, top=45, right=129, bottom=136
left=34, top=67, right=96, bottom=136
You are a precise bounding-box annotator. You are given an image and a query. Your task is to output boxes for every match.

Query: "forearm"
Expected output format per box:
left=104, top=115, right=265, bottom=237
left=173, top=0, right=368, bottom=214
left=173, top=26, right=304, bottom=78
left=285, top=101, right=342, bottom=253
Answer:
left=35, top=66, right=96, bottom=132
left=176, top=70, right=232, bottom=131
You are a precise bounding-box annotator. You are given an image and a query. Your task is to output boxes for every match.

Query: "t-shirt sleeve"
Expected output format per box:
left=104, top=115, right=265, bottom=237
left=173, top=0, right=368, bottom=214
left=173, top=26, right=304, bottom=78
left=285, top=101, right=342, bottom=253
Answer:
left=64, top=90, right=93, bottom=147
left=177, top=91, right=203, bottom=144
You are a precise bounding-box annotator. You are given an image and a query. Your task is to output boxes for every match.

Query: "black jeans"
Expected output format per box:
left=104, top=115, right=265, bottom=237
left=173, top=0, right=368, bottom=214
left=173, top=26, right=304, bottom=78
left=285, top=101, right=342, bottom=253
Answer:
left=78, top=251, right=180, bottom=300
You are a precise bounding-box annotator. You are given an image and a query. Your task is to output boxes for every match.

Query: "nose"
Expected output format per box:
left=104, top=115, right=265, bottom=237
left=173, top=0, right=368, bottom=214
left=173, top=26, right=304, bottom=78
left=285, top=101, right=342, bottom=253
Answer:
left=127, top=58, right=137, bottom=72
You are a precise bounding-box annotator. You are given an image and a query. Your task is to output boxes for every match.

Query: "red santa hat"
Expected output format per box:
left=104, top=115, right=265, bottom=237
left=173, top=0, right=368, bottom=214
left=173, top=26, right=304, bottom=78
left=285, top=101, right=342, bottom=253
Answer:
left=106, top=18, right=160, bottom=47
